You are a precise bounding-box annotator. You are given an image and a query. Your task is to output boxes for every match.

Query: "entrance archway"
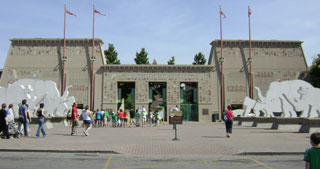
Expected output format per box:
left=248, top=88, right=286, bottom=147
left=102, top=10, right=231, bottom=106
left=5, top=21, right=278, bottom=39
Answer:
left=180, top=82, right=198, bottom=121
left=149, top=82, right=167, bottom=121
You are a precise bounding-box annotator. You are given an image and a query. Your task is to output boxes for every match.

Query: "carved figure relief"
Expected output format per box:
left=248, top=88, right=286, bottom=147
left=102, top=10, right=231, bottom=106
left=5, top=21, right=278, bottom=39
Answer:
left=0, top=78, right=75, bottom=117
left=242, top=80, right=319, bottom=118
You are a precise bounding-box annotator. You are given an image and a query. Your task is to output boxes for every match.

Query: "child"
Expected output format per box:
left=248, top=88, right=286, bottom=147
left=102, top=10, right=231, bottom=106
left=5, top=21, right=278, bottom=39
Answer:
left=148, top=111, right=153, bottom=127
left=111, top=112, right=117, bottom=127
left=142, top=109, right=147, bottom=127
left=304, top=132, right=320, bottom=169
left=103, top=110, right=109, bottom=127
left=123, top=111, right=128, bottom=128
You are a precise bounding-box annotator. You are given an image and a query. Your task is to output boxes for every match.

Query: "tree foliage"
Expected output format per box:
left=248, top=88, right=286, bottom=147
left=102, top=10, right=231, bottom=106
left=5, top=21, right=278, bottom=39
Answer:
left=124, top=93, right=135, bottom=110
left=167, top=56, right=175, bottom=65
left=104, top=43, right=120, bottom=64
left=134, top=48, right=150, bottom=64
left=192, top=52, right=207, bottom=65
left=308, top=55, right=320, bottom=87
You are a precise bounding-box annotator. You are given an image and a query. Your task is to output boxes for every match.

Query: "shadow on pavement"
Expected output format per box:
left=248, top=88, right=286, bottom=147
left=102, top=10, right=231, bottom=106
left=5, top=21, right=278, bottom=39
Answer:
left=202, top=136, right=226, bottom=138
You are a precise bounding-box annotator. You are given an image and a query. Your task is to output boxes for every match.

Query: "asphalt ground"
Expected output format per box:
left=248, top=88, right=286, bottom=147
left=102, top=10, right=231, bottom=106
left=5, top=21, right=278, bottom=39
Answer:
left=0, top=152, right=305, bottom=169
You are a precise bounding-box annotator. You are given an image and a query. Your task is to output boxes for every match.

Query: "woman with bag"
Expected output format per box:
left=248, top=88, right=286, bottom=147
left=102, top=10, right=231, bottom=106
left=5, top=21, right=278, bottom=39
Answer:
left=36, top=103, right=47, bottom=138
left=225, top=105, right=233, bottom=138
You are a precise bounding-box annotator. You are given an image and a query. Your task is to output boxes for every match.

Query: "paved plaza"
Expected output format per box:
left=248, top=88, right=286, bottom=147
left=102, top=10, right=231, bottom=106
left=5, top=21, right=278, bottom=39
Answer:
left=0, top=122, right=311, bottom=155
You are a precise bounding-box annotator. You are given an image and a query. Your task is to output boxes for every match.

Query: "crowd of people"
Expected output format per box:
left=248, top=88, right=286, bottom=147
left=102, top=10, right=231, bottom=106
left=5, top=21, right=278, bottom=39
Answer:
left=0, top=99, right=47, bottom=139
left=0, top=100, right=166, bottom=139
left=68, top=104, right=165, bottom=136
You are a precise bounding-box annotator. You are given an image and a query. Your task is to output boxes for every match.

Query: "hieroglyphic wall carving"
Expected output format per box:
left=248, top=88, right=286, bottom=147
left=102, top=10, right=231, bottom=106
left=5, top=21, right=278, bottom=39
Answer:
left=225, top=72, right=247, bottom=105
left=102, top=71, right=213, bottom=105
left=66, top=70, right=89, bottom=104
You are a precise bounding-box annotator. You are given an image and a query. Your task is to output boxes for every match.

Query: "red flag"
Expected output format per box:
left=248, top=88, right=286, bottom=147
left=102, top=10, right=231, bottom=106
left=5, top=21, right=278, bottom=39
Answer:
left=66, top=9, right=77, bottom=17
left=220, top=10, right=226, bottom=18
left=248, top=7, right=252, bottom=17
left=94, top=9, right=106, bottom=16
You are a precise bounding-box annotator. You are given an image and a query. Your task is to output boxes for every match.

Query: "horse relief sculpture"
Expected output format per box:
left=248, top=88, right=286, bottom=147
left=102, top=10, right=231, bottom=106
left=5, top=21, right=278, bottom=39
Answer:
left=0, top=78, right=75, bottom=117
left=242, top=80, right=319, bottom=118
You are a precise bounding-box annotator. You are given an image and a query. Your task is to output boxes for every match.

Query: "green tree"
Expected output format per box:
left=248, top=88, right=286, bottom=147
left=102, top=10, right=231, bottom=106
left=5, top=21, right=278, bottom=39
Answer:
left=134, top=48, right=150, bottom=64
left=104, top=43, right=120, bottom=64
left=167, top=56, right=175, bottom=65
left=192, top=52, right=207, bottom=65
left=308, top=55, right=320, bottom=87
left=124, top=93, right=135, bottom=110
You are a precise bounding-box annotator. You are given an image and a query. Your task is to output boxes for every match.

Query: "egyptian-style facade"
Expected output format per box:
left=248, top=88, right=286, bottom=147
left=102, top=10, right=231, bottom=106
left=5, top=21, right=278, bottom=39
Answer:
left=0, top=39, right=308, bottom=122
left=209, top=40, right=308, bottom=109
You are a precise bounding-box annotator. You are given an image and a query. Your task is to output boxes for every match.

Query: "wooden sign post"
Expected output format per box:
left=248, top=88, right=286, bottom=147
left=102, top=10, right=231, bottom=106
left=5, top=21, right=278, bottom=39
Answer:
left=169, top=111, right=182, bottom=141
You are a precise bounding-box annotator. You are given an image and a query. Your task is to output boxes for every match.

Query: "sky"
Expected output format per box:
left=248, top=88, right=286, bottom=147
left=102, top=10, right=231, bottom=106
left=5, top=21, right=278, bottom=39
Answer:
left=0, top=0, right=320, bottom=68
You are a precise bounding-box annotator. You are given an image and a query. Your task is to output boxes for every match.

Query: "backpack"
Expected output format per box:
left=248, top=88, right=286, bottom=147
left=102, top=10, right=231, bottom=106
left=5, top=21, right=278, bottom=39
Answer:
left=223, top=114, right=228, bottom=121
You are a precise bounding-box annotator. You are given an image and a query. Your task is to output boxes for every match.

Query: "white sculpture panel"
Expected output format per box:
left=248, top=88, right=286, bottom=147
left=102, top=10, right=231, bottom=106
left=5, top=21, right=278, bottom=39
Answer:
left=242, top=80, right=320, bottom=118
left=0, top=79, right=75, bottom=117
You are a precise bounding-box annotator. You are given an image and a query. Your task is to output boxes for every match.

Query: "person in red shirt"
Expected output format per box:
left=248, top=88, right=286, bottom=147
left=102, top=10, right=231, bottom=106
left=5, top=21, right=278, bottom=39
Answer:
left=225, top=105, right=233, bottom=138
left=123, top=111, right=128, bottom=127
left=119, top=109, right=124, bottom=127
left=71, top=103, right=79, bottom=135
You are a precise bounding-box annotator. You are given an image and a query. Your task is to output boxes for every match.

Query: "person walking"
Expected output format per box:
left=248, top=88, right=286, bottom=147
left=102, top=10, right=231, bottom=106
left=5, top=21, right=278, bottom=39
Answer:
left=95, top=109, right=102, bottom=127
left=225, top=105, right=233, bottom=138
left=18, top=99, right=31, bottom=136
left=135, top=109, right=140, bottom=127
left=7, top=104, right=14, bottom=124
left=0, top=103, right=10, bottom=139
left=71, top=103, right=79, bottom=136
left=123, top=110, right=128, bottom=127
left=82, top=105, right=92, bottom=136
left=35, top=103, right=47, bottom=138
left=118, top=109, right=124, bottom=127
left=102, top=110, right=109, bottom=127
left=129, top=109, right=135, bottom=126
left=141, top=106, right=147, bottom=127
left=66, top=109, right=72, bottom=125
left=111, top=112, right=117, bottom=127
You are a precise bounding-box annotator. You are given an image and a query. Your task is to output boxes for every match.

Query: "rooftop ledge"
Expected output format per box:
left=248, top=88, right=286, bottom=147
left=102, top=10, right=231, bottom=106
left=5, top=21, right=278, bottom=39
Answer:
left=210, top=39, right=303, bottom=45
left=100, top=64, right=215, bottom=71
left=10, top=38, right=104, bottom=44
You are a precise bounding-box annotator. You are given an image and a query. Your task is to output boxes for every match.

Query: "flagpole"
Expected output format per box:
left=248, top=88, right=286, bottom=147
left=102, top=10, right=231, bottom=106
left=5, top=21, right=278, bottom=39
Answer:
left=62, top=4, right=67, bottom=96
left=248, top=6, right=253, bottom=99
left=219, top=5, right=225, bottom=117
left=90, top=4, right=96, bottom=111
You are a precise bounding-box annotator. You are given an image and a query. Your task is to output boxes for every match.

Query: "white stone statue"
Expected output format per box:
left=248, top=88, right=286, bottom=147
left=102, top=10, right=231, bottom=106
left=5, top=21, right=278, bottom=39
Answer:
left=243, top=96, right=267, bottom=117
left=284, top=87, right=320, bottom=118
left=0, top=78, right=75, bottom=117
left=242, top=79, right=319, bottom=118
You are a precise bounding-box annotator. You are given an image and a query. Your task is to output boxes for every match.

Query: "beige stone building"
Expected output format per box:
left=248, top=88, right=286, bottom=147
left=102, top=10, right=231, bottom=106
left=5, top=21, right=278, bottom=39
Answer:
left=0, top=38, right=308, bottom=122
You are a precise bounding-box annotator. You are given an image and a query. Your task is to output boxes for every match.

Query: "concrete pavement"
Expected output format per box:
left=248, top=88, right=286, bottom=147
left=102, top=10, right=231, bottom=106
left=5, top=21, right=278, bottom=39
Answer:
left=0, top=122, right=311, bottom=155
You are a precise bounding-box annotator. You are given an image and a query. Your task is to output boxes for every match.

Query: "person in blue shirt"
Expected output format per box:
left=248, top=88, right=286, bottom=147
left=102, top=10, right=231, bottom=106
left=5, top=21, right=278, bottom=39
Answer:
left=95, top=109, right=102, bottom=127
left=18, top=99, right=31, bottom=136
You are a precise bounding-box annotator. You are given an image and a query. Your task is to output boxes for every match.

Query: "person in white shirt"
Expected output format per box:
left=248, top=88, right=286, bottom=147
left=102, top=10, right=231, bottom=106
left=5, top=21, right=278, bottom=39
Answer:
left=141, top=106, right=147, bottom=127
left=7, top=104, right=15, bottom=124
left=82, top=105, right=93, bottom=136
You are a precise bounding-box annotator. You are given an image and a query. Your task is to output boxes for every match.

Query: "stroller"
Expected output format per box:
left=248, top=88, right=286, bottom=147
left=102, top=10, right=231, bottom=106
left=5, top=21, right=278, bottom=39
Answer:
left=7, top=122, right=23, bottom=138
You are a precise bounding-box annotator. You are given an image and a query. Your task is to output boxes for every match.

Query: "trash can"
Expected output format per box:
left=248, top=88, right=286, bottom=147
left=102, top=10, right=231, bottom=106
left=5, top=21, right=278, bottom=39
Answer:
left=212, top=114, right=217, bottom=122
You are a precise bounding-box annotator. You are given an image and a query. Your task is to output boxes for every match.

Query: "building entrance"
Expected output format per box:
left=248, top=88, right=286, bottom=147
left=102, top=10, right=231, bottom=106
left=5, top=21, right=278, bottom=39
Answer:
left=149, top=82, right=167, bottom=121
left=117, top=82, right=135, bottom=111
left=180, top=82, right=198, bottom=121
